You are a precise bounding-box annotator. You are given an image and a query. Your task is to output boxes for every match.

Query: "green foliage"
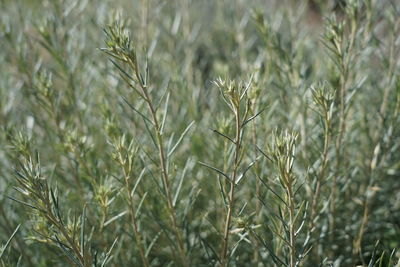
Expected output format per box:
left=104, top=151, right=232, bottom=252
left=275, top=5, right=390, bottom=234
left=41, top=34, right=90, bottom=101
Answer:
left=0, top=0, right=399, bottom=266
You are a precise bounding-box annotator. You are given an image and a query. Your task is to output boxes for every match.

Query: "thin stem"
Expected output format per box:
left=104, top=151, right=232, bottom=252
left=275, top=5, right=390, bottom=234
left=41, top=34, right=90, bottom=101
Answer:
left=42, top=200, right=86, bottom=266
left=252, top=121, right=261, bottom=263
left=287, top=185, right=296, bottom=267
left=310, top=109, right=330, bottom=231
left=220, top=106, right=241, bottom=266
left=331, top=17, right=357, bottom=242
left=130, top=61, right=187, bottom=266
left=122, top=166, right=149, bottom=267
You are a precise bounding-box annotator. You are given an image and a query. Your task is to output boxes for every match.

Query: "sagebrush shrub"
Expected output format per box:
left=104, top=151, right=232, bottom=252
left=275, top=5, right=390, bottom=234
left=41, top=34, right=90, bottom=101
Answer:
left=0, top=0, right=399, bottom=266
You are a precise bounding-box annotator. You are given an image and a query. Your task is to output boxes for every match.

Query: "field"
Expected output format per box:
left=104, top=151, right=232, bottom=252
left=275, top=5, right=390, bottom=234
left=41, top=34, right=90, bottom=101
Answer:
left=0, top=0, right=399, bottom=266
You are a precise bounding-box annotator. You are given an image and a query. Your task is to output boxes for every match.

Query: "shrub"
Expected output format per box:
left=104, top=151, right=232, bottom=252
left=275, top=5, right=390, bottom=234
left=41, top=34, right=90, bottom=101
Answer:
left=0, top=0, right=399, bottom=266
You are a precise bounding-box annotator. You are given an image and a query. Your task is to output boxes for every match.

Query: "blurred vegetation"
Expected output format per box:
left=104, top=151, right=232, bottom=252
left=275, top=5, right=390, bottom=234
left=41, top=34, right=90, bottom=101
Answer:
left=0, top=0, right=399, bottom=266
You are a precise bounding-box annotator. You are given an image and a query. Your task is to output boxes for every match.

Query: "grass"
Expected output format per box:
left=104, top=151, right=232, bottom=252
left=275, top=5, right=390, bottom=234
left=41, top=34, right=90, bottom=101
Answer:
left=0, top=0, right=399, bottom=266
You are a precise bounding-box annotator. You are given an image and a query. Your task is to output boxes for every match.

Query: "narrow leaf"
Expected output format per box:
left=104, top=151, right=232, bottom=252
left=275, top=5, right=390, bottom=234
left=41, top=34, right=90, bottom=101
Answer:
left=167, top=121, right=195, bottom=157
left=240, top=75, right=253, bottom=100
left=242, top=108, right=266, bottom=127
left=145, top=231, right=162, bottom=257
left=7, top=196, right=42, bottom=211
left=101, top=237, right=119, bottom=267
left=198, top=161, right=230, bottom=181
left=235, top=157, right=260, bottom=185
left=218, top=177, right=228, bottom=211
left=160, top=92, right=170, bottom=135
left=104, top=210, right=128, bottom=227
left=135, top=192, right=148, bottom=219
left=109, top=59, right=135, bottom=81
left=131, top=168, right=146, bottom=197
left=80, top=205, right=86, bottom=257
left=256, top=145, right=272, bottom=161
left=121, top=96, right=154, bottom=126
left=0, top=224, right=21, bottom=259
left=173, top=159, right=189, bottom=206
left=212, top=129, right=235, bottom=144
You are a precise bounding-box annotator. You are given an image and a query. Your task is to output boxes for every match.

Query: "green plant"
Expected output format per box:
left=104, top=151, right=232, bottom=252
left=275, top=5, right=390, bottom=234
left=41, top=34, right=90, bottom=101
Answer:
left=0, top=0, right=399, bottom=266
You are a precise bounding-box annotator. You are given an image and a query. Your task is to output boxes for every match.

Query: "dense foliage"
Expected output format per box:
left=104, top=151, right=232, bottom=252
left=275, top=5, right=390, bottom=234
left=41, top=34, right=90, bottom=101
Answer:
left=0, top=0, right=399, bottom=266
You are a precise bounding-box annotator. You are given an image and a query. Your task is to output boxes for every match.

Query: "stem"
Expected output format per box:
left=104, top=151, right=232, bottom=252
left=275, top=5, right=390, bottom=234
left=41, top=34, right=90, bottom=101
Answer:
left=220, top=106, right=241, bottom=266
left=353, top=194, right=370, bottom=258
left=122, top=166, right=149, bottom=267
left=310, top=110, right=330, bottom=231
left=331, top=18, right=357, bottom=242
left=288, top=185, right=296, bottom=267
left=43, top=201, right=86, bottom=266
left=131, top=62, right=187, bottom=266
left=252, top=121, right=261, bottom=263
left=309, top=124, right=330, bottom=262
